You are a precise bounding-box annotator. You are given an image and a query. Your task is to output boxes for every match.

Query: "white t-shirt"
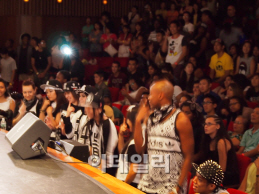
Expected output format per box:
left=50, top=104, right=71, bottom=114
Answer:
left=165, top=35, right=186, bottom=65
left=0, top=57, right=16, bottom=83
left=183, top=23, right=194, bottom=34
left=172, top=85, right=182, bottom=105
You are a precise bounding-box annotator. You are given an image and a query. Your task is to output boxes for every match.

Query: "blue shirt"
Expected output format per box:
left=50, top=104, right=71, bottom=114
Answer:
left=240, top=128, right=259, bottom=153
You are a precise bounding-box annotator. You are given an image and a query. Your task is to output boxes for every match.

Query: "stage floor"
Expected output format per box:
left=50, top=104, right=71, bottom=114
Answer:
left=0, top=131, right=113, bottom=194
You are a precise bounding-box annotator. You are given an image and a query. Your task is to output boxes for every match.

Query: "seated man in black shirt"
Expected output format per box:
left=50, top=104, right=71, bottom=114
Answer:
left=246, top=73, right=259, bottom=103
left=31, top=39, right=51, bottom=89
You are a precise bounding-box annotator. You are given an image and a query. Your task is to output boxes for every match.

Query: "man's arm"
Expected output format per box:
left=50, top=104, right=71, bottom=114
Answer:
left=161, top=33, right=169, bottom=53
left=215, top=70, right=230, bottom=83
left=172, top=112, right=194, bottom=193
left=209, top=69, right=215, bottom=80
left=243, top=147, right=259, bottom=158
left=175, top=45, right=187, bottom=64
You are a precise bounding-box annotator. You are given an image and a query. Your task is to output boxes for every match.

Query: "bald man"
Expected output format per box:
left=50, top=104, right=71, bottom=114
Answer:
left=135, top=79, right=194, bottom=194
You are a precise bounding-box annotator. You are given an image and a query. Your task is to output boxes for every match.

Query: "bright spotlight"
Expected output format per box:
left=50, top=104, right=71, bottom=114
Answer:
left=60, top=45, right=72, bottom=56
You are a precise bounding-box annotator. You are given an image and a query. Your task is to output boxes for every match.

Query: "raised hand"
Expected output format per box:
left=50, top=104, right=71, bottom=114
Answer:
left=119, top=118, right=129, bottom=136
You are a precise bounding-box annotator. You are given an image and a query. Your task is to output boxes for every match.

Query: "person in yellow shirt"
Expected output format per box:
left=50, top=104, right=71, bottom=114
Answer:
left=209, top=39, right=233, bottom=83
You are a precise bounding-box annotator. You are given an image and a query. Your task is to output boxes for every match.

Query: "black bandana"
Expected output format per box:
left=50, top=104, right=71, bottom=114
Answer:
left=149, top=104, right=174, bottom=126
left=23, top=97, right=38, bottom=112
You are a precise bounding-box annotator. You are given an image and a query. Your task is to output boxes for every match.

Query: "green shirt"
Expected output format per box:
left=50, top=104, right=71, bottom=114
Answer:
left=240, top=128, right=259, bottom=152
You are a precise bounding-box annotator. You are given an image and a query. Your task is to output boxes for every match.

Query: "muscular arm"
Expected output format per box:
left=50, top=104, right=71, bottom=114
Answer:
left=175, top=112, right=194, bottom=192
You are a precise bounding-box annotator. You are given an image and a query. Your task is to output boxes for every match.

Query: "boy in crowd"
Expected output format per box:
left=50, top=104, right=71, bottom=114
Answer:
left=94, top=70, right=110, bottom=98
left=127, top=57, right=142, bottom=78
left=192, top=160, right=229, bottom=194
left=108, top=61, right=127, bottom=89
left=0, top=48, right=17, bottom=89
left=246, top=73, right=259, bottom=103
left=55, top=70, right=71, bottom=87
left=196, top=77, right=221, bottom=110
left=209, top=39, right=233, bottom=83
left=237, top=107, right=259, bottom=161
left=162, top=20, right=188, bottom=78
left=202, top=94, right=218, bottom=117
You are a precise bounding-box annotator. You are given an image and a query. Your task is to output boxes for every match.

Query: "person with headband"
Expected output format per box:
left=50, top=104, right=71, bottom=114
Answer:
left=39, top=80, right=67, bottom=137
left=81, top=93, right=118, bottom=177
left=192, top=160, right=229, bottom=194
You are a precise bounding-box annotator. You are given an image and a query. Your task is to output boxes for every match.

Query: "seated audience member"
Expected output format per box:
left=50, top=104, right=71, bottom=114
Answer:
left=5, top=39, right=16, bottom=59
left=107, top=61, right=127, bottom=89
left=166, top=2, right=179, bottom=25
left=13, top=80, right=43, bottom=125
left=117, top=25, right=132, bottom=58
left=213, top=75, right=233, bottom=100
left=235, top=41, right=256, bottom=80
left=202, top=94, right=218, bottom=117
left=196, top=76, right=221, bottom=110
left=148, top=19, right=161, bottom=42
left=179, top=62, right=195, bottom=94
left=238, top=157, right=259, bottom=194
left=145, top=63, right=159, bottom=88
left=70, top=53, right=85, bottom=85
left=227, top=96, right=253, bottom=126
left=237, top=107, right=259, bottom=160
left=55, top=70, right=71, bottom=87
left=94, top=70, right=111, bottom=98
left=192, top=80, right=201, bottom=102
left=246, top=73, right=259, bottom=103
left=89, top=21, right=103, bottom=57
left=0, top=78, right=15, bottom=113
left=127, top=57, right=142, bottom=78
left=209, top=39, right=233, bottom=83
left=179, top=94, right=192, bottom=108
left=228, top=115, right=247, bottom=148
left=155, top=1, right=167, bottom=20
left=183, top=11, right=194, bottom=35
left=60, top=81, right=86, bottom=139
left=100, top=23, right=117, bottom=57
left=192, top=160, right=229, bottom=194
left=160, top=63, right=180, bottom=85
left=116, top=105, right=141, bottom=188
left=39, top=80, right=67, bottom=133
left=229, top=43, right=239, bottom=72
left=119, top=76, right=148, bottom=105
left=189, top=56, right=204, bottom=80
left=189, top=24, right=208, bottom=70
left=0, top=48, right=17, bottom=88
left=103, top=95, right=123, bottom=126
left=82, top=93, right=118, bottom=176
left=180, top=101, right=204, bottom=155
left=198, top=115, right=239, bottom=186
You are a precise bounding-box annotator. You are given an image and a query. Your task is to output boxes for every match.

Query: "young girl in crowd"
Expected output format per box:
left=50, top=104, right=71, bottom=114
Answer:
left=0, top=78, right=15, bottom=112
left=116, top=105, right=142, bottom=188
left=178, top=94, right=192, bottom=108
left=145, top=63, right=159, bottom=88
left=117, top=25, right=132, bottom=58
left=198, top=115, right=239, bottom=186
left=235, top=41, right=256, bottom=79
left=229, top=43, right=239, bottom=72
left=100, top=23, right=117, bottom=57
left=179, top=62, right=195, bottom=94
left=82, top=93, right=118, bottom=176
left=60, top=81, right=85, bottom=139
left=39, top=80, right=67, bottom=135
left=213, top=75, right=234, bottom=100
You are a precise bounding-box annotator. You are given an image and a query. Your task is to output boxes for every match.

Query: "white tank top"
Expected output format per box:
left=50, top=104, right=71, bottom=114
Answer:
left=0, top=97, right=13, bottom=111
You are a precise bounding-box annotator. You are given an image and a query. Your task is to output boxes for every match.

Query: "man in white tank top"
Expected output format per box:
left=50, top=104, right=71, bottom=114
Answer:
left=134, top=79, right=194, bottom=194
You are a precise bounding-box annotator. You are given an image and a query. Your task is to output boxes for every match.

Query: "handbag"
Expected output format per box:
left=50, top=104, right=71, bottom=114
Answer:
left=104, top=44, right=118, bottom=57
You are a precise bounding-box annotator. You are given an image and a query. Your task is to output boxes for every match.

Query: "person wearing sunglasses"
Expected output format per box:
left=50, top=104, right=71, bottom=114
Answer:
left=197, top=115, right=239, bottom=186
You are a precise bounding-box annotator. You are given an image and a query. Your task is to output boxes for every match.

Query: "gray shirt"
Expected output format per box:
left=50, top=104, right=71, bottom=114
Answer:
left=0, top=57, right=17, bottom=83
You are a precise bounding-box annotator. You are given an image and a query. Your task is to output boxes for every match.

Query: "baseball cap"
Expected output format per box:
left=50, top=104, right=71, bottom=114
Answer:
left=63, top=81, right=80, bottom=92
left=40, top=80, right=63, bottom=92
left=193, top=160, right=224, bottom=186
left=211, top=38, right=225, bottom=46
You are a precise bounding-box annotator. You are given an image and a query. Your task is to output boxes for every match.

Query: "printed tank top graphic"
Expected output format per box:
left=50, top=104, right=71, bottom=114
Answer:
left=238, top=61, right=247, bottom=75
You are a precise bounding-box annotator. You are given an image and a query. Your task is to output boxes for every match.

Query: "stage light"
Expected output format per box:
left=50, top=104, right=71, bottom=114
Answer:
left=61, top=45, right=72, bottom=56
left=24, top=0, right=29, bottom=2
left=57, top=0, right=62, bottom=3
left=103, top=0, right=107, bottom=5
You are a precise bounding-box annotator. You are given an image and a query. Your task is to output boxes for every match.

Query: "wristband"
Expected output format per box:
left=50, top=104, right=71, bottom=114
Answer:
left=174, top=62, right=178, bottom=66
left=36, top=72, right=39, bottom=75
left=241, top=153, right=245, bottom=156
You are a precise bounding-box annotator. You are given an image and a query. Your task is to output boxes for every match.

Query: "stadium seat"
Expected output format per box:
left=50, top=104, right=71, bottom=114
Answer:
left=109, top=87, right=120, bottom=102
left=114, top=57, right=129, bottom=67
left=223, top=120, right=227, bottom=128
left=227, top=121, right=234, bottom=132
left=112, top=103, right=122, bottom=110
left=211, top=82, right=220, bottom=90
left=236, top=154, right=251, bottom=183
left=246, top=100, right=259, bottom=109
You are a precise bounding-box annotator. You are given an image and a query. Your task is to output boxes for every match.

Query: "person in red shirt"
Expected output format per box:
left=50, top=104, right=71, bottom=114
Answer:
left=108, top=61, right=127, bottom=89
left=100, top=23, right=117, bottom=57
